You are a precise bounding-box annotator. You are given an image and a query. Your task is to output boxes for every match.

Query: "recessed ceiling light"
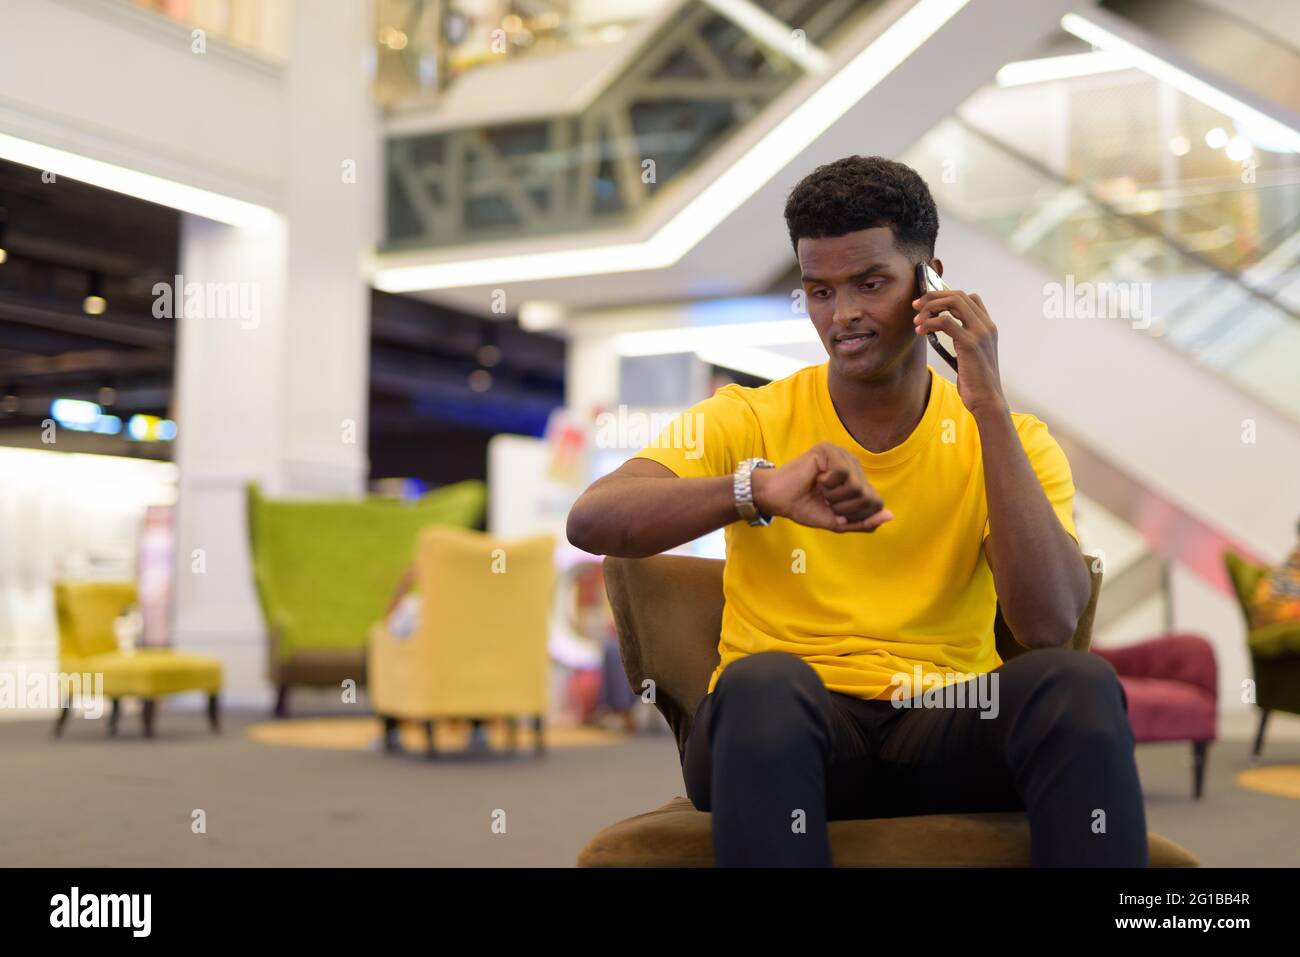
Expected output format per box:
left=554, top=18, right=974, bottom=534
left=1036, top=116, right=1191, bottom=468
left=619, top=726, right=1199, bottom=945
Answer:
left=1225, top=135, right=1253, bottom=161
left=518, top=301, right=566, bottom=331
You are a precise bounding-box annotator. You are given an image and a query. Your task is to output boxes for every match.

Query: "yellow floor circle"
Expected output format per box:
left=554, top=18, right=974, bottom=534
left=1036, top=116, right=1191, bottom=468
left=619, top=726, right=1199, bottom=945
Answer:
left=245, top=716, right=622, bottom=752
left=1235, top=764, right=1300, bottom=800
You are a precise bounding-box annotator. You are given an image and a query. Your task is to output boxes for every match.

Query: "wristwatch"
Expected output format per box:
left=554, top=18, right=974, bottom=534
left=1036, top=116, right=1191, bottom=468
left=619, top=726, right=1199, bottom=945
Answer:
left=734, top=457, right=775, bottom=526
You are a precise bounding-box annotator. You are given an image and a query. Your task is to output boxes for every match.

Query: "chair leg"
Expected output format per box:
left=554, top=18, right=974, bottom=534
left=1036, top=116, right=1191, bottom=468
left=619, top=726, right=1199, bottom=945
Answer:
left=1192, top=741, right=1209, bottom=799
left=533, top=715, right=545, bottom=756
left=108, top=698, right=121, bottom=737
left=53, top=691, right=71, bottom=738
left=273, top=685, right=289, bottom=720
left=1252, top=709, right=1270, bottom=758
left=425, top=720, right=438, bottom=759
left=142, top=699, right=157, bottom=739
left=207, top=694, right=220, bottom=734
left=380, top=716, right=399, bottom=753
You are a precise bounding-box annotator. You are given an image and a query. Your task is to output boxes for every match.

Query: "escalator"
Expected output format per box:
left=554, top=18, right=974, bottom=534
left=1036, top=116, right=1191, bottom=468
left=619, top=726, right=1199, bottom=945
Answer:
left=373, top=0, right=1087, bottom=309
left=904, top=114, right=1300, bottom=420
left=383, top=0, right=890, bottom=251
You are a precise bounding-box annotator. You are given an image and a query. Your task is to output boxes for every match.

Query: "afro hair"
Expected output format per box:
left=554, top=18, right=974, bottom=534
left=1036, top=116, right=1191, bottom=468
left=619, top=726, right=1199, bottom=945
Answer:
left=783, top=155, right=939, bottom=261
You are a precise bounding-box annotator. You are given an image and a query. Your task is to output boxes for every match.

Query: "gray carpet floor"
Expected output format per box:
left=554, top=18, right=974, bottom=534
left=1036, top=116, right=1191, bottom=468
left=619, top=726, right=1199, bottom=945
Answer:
left=2, top=704, right=1297, bottom=867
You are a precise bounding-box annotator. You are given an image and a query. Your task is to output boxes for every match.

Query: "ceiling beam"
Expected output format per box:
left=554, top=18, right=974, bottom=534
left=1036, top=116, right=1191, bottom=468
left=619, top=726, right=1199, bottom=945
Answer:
left=0, top=297, right=172, bottom=348
left=0, top=348, right=172, bottom=379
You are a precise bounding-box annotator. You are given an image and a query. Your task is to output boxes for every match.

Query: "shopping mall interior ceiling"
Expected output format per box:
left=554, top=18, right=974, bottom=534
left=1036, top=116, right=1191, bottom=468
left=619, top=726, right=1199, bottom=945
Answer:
left=0, top=159, right=565, bottom=483
left=0, top=157, right=178, bottom=460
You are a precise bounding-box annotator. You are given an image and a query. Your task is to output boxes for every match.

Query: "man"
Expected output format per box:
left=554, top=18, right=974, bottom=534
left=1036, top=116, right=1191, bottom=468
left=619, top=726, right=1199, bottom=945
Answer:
left=566, top=155, right=1147, bottom=867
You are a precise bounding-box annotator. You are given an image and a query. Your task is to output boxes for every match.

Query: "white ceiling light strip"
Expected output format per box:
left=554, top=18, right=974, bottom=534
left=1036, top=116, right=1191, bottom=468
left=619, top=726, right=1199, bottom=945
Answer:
left=995, top=50, right=1133, bottom=86
left=0, top=132, right=276, bottom=229
left=373, top=0, right=973, bottom=293
left=1061, top=12, right=1300, bottom=153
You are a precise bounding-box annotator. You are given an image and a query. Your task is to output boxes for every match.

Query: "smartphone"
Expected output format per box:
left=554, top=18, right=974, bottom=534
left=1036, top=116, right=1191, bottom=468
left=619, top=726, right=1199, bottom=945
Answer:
left=915, top=262, right=959, bottom=372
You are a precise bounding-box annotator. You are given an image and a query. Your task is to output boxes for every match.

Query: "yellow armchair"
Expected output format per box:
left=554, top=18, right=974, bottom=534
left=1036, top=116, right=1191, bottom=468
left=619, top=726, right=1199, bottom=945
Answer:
left=54, top=581, right=223, bottom=738
left=367, top=527, right=556, bottom=756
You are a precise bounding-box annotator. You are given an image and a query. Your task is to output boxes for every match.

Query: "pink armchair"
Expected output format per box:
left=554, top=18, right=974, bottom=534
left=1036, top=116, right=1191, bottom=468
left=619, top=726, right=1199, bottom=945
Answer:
left=1092, top=633, right=1217, bottom=799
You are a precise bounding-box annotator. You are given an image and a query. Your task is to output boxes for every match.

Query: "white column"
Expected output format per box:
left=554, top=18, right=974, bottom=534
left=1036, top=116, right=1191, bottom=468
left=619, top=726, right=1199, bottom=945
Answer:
left=279, top=0, right=378, bottom=494
left=566, top=333, right=621, bottom=423
left=172, top=216, right=288, bottom=705
left=171, top=0, right=378, bottom=703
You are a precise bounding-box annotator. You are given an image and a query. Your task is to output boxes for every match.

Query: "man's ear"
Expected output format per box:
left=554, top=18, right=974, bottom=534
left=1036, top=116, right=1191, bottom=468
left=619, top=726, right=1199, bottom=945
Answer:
left=930, top=257, right=943, bottom=278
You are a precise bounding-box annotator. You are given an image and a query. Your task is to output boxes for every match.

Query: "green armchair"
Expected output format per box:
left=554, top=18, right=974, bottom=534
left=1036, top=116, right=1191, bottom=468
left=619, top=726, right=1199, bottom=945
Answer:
left=247, top=481, right=486, bottom=717
left=1223, top=550, right=1300, bottom=756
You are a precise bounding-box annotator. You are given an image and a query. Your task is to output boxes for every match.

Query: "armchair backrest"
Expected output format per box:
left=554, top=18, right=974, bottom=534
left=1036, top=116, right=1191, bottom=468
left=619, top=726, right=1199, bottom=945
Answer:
left=604, top=553, right=1103, bottom=756
left=53, top=581, right=137, bottom=666
left=246, top=481, right=486, bottom=660
left=415, top=527, right=556, bottom=715
left=1223, top=550, right=1267, bottom=618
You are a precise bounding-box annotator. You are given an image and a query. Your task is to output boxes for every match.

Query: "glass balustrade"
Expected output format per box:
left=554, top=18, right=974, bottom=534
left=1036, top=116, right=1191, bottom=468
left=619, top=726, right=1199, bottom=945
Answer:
left=904, top=116, right=1300, bottom=420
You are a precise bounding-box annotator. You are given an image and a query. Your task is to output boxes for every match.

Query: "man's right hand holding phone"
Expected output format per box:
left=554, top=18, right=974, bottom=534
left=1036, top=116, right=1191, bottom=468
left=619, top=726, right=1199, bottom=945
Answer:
left=752, top=442, right=893, bottom=532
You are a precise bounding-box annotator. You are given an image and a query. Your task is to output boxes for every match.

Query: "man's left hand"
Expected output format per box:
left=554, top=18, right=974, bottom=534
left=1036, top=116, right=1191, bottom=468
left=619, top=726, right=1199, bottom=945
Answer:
left=912, top=289, right=1006, bottom=418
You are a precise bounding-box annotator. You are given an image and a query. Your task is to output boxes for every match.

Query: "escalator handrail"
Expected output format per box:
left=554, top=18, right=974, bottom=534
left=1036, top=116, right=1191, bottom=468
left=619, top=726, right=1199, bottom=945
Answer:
left=952, top=114, right=1300, bottom=327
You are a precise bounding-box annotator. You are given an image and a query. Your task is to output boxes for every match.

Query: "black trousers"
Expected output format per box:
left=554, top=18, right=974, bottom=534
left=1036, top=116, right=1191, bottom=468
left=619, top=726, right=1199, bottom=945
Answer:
left=682, top=649, right=1148, bottom=867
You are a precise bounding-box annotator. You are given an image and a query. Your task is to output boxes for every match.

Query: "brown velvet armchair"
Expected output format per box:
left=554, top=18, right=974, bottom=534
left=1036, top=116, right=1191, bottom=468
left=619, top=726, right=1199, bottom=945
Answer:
left=577, top=553, right=1198, bottom=867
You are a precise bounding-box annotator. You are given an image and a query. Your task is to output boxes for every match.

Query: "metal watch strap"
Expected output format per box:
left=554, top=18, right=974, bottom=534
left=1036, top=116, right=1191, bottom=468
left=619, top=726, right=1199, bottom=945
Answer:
left=734, top=457, right=774, bottom=526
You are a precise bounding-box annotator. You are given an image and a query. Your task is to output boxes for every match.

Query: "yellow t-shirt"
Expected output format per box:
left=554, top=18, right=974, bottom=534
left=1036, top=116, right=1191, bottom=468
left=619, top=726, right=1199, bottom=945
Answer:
left=632, top=362, right=1078, bottom=702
